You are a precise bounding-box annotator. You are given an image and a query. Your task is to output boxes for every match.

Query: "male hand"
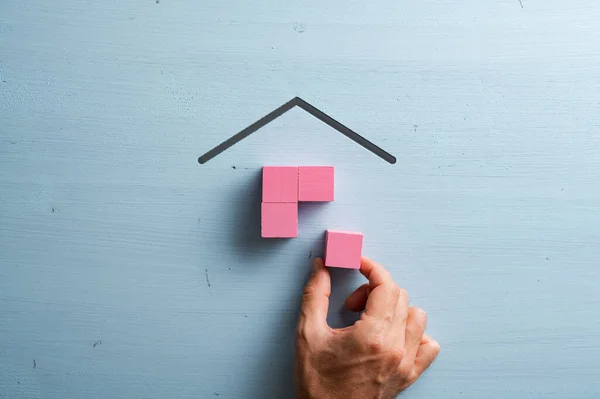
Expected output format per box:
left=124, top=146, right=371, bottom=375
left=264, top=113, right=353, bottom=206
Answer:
left=294, top=257, right=439, bottom=399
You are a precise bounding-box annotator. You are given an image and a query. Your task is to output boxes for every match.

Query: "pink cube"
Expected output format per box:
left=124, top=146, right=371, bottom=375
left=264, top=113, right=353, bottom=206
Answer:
left=298, top=166, right=334, bottom=202
left=261, top=202, right=298, bottom=238
left=324, top=230, right=363, bottom=269
left=262, top=166, right=298, bottom=203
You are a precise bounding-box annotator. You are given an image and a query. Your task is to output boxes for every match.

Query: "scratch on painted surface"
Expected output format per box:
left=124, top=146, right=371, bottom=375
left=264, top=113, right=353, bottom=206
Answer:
left=93, top=340, right=102, bottom=348
left=518, top=0, right=524, bottom=8
left=205, top=269, right=211, bottom=288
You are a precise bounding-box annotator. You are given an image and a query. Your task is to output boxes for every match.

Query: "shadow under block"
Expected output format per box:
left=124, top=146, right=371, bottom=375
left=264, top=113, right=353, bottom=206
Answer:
left=298, top=166, right=334, bottom=202
left=324, top=230, right=363, bottom=269
left=262, top=166, right=299, bottom=203
left=261, top=202, right=298, bottom=238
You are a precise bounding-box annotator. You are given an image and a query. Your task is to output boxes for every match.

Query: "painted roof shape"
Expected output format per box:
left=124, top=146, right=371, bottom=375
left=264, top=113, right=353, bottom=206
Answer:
left=197, top=97, right=396, bottom=165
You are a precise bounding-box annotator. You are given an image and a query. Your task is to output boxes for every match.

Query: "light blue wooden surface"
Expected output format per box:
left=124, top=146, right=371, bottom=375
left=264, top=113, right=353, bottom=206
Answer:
left=2, top=0, right=600, bottom=398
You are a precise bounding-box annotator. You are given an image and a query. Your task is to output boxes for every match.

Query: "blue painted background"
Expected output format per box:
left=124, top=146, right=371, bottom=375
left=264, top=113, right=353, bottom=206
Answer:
left=1, top=0, right=600, bottom=397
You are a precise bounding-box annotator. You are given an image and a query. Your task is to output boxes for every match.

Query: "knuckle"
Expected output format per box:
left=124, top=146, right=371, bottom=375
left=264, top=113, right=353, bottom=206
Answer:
left=366, top=334, right=385, bottom=354
left=389, top=348, right=405, bottom=365
left=398, top=362, right=413, bottom=377
left=301, top=283, right=317, bottom=303
left=408, top=370, right=419, bottom=385
left=397, top=288, right=408, bottom=301
left=406, top=321, right=420, bottom=335
left=381, top=285, right=396, bottom=300
left=295, top=322, right=310, bottom=343
left=415, top=306, right=427, bottom=319
left=413, top=307, right=427, bottom=326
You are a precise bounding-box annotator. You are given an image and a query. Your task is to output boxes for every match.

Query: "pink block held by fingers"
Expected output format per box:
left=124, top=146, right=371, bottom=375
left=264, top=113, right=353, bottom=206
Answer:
left=324, top=230, right=363, bottom=269
left=262, top=166, right=298, bottom=203
left=261, top=202, right=298, bottom=238
left=298, top=166, right=334, bottom=202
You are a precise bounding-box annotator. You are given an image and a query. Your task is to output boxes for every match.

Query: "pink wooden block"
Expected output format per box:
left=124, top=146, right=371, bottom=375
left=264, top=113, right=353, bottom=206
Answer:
left=262, top=166, right=299, bottom=203
left=324, top=230, right=363, bottom=269
left=298, top=166, right=334, bottom=202
left=261, top=202, right=298, bottom=238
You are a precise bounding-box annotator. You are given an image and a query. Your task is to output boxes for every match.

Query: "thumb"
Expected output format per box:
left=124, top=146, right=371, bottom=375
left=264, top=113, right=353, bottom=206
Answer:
left=298, top=258, right=331, bottom=336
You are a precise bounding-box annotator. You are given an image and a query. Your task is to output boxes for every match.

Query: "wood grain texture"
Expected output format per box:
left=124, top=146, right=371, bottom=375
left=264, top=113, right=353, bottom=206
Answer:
left=1, top=0, right=600, bottom=397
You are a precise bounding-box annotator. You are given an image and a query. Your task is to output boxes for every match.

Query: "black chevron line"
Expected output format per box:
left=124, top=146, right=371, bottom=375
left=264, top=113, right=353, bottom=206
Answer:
left=198, top=97, right=396, bottom=164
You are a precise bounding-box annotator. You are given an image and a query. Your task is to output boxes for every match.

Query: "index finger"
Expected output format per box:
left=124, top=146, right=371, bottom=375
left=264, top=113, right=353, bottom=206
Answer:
left=359, top=256, right=398, bottom=320
left=360, top=256, right=394, bottom=288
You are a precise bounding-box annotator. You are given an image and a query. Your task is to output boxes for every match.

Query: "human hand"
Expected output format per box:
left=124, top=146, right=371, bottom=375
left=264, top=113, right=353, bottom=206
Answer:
left=294, top=257, right=440, bottom=399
